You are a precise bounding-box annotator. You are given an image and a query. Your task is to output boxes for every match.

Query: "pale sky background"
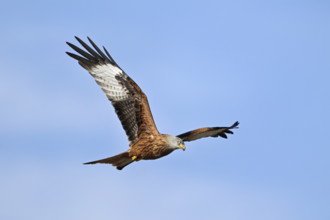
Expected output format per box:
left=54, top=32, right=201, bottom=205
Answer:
left=1, top=0, right=330, bottom=219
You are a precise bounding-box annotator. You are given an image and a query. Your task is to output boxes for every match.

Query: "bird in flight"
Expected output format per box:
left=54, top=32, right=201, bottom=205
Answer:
left=66, top=37, right=239, bottom=170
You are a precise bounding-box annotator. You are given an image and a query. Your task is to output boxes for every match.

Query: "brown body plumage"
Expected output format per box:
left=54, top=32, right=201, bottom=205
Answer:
left=66, top=37, right=239, bottom=170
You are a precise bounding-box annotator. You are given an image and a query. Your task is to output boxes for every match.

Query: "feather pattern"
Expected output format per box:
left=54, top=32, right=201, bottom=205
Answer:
left=66, top=37, right=159, bottom=146
left=84, top=152, right=133, bottom=170
left=177, top=121, right=239, bottom=142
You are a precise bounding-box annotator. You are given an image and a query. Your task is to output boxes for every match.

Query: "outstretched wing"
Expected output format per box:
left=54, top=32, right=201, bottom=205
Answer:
left=66, top=37, right=159, bottom=146
left=177, top=121, right=239, bottom=142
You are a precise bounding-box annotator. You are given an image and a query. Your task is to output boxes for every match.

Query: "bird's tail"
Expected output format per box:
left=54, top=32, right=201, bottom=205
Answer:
left=84, top=152, right=133, bottom=170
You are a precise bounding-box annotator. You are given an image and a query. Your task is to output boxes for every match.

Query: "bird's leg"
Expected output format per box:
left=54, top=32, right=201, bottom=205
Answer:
left=132, top=155, right=142, bottom=161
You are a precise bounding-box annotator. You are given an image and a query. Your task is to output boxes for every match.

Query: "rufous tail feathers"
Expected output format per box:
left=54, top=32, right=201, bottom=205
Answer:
left=84, top=152, right=133, bottom=170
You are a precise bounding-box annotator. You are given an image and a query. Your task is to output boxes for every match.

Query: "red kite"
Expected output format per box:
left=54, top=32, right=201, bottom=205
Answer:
left=66, top=37, right=239, bottom=170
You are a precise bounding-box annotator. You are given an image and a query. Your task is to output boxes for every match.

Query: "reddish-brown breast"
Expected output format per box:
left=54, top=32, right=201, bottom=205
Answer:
left=129, top=134, right=172, bottom=160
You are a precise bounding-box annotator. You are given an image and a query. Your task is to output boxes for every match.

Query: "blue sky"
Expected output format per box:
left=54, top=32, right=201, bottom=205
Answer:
left=1, top=0, right=330, bottom=219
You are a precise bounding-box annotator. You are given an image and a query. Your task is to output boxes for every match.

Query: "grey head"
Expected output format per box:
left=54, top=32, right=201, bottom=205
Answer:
left=163, top=134, right=186, bottom=151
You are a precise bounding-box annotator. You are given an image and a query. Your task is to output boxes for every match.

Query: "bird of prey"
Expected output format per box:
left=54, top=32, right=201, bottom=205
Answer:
left=66, top=37, right=239, bottom=170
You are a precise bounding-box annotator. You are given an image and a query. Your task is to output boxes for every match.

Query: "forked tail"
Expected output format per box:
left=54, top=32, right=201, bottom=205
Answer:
left=84, top=152, right=133, bottom=170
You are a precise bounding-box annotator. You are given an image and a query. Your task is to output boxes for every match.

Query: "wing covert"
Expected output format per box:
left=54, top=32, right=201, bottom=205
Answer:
left=66, top=37, right=159, bottom=146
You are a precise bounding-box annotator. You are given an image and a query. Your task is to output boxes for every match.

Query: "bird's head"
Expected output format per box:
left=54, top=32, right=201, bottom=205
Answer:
left=165, top=135, right=185, bottom=151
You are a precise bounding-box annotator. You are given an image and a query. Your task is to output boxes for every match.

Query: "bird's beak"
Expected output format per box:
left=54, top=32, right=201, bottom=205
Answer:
left=179, top=144, right=186, bottom=151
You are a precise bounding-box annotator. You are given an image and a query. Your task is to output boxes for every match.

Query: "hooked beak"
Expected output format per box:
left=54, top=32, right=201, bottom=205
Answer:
left=179, top=144, right=186, bottom=151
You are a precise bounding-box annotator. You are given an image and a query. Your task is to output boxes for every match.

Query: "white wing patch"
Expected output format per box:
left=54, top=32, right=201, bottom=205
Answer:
left=89, top=63, right=129, bottom=101
left=66, top=37, right=141, bottom=145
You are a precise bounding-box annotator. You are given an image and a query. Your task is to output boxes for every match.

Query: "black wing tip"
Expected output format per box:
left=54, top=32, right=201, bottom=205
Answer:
left=87, top=36, right=93, bottom=43
left=219, top=133, right=228, bottom=138
left=66, top=51, right=83, bottom=60
left=74, top=35, right=83, bottom=43
left=66, top=41, right=74, bottom=47
left=218, top=121, right=239, bottom=138
left=66, top=51, right=92, bottom=67
left=66, top=36, right=118, bottom=68
left=231, top=121, right=239, bottom=129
